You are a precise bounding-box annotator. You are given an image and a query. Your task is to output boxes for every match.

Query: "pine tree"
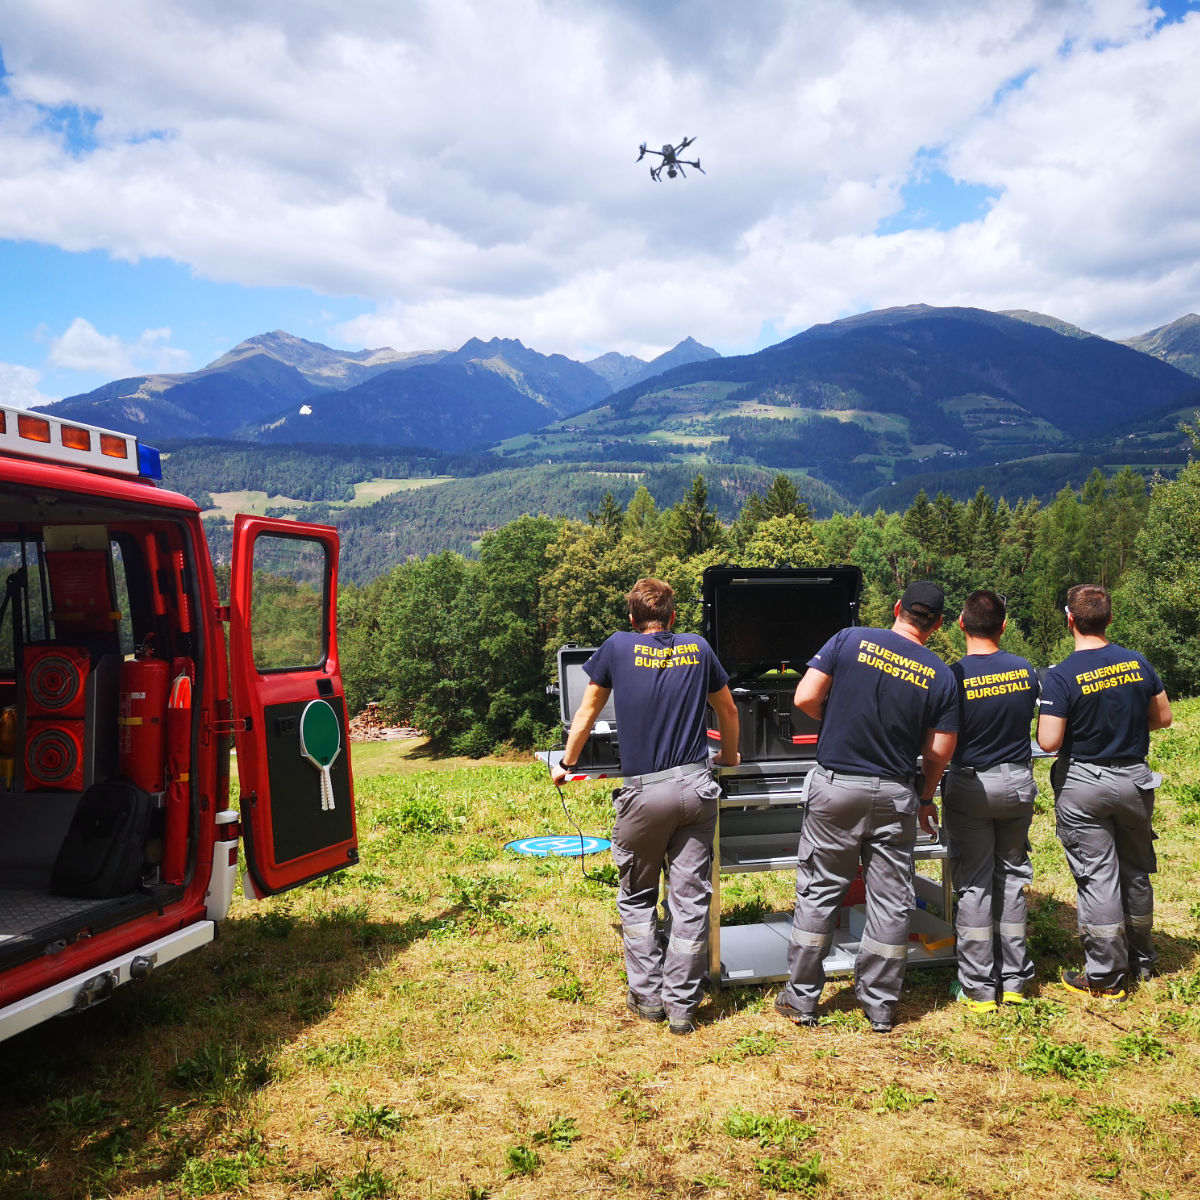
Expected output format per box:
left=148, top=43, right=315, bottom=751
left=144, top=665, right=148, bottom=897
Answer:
left=660, top=474, right=727, bottom=558
left=1112, top=419, right=1200, bottom=695
left=901, top=489, right=938, bottom=575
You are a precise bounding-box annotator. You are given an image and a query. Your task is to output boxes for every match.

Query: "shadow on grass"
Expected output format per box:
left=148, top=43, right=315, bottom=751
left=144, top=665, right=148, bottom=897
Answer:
left=897, top=888, right=1200, bottom=1022
left=1021, top=888, right=1200, bottom=981
left=0, top=900, right=469, bottom=1199
left=725, top=890, right=1200, bottom=1029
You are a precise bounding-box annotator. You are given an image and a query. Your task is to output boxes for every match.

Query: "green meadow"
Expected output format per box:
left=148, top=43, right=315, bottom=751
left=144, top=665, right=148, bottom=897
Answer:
left=1, top=701, right=1198, bottom=1199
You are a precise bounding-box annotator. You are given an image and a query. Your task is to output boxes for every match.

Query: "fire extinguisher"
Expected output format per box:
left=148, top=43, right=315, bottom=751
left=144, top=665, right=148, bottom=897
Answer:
left=162, top=657, right=194, bottom=885
left=118, top=639, right=169, bottom=793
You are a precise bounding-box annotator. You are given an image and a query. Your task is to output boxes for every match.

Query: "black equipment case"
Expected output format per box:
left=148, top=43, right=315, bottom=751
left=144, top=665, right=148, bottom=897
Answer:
left=700, top=565, right=863, bottom=787
left=551, top=644, right=622, bottom=775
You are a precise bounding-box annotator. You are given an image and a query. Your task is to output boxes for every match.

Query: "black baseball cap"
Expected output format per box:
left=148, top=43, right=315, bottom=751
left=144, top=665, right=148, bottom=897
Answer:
left=900, top=581, right=945, bottom=617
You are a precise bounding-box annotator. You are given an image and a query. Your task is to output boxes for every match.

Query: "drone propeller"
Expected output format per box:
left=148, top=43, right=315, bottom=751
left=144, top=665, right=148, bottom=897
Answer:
left=678, top=135, right=696, bottom=150
left=637, top=142, right=647, bottom=161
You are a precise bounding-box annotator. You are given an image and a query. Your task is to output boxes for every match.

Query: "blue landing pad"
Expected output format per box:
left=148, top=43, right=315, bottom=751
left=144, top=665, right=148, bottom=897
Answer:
left=505, top=835, right=612, bottom=857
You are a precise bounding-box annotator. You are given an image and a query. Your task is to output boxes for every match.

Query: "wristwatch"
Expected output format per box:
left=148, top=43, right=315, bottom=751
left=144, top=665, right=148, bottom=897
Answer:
left=559, top=761, right=577, bottom=771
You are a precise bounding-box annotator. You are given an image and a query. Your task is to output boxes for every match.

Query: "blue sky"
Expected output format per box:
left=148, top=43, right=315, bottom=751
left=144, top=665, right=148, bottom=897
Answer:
left=1, top=0, right=1199, bottom=405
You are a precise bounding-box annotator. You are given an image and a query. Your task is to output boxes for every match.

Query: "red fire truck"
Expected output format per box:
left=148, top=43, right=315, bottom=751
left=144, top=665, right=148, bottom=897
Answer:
left=0, top=404, right=357, bottom=1042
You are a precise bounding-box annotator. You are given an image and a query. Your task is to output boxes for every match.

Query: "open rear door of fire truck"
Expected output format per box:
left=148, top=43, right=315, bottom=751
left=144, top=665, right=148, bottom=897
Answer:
left=228, top=516, right=358, bottom=896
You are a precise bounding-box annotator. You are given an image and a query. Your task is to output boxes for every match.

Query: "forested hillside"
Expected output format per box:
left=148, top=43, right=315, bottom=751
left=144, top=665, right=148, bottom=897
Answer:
left=314, top=430, right=1200, bottom=755
left=193, top=461, right=850, bottom=579
left=128, top=304, right=1200, bottom=575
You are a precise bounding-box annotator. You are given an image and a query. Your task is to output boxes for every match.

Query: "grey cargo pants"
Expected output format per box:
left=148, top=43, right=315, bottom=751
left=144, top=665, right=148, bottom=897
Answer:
left=781, top=766, right=919, bottom=1026
left=1055, top=760, right=1158, bottom=989
left=611, top=765, right=720, bottom=1023
left=943, top=762, right=1036, bottom=1001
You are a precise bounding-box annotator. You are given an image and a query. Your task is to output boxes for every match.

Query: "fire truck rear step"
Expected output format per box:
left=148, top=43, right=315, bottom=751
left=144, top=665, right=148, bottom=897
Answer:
left=0, top=922, right=216, bottom=1041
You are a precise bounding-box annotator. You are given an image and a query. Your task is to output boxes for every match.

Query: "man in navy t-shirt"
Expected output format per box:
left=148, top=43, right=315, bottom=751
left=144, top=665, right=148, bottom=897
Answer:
left=553, top=578, right=740, bottom=1034
left=776, top=581, right=958, bottom=1034
left=943, top=590, right=1039, bottom=1013
left=1037, top=583, right=1172, bottom=1000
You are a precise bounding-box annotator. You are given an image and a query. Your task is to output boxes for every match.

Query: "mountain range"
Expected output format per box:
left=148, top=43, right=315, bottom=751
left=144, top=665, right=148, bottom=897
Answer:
left=44, top=331, right=721, bottom=449
left=39, top=306, right=1200, bottom=569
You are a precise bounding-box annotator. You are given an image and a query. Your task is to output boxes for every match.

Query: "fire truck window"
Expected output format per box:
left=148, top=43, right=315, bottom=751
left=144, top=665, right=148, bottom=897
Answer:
left=250, top=534, right=326, bottom=671
left=0, top=538, right=50, bottom=670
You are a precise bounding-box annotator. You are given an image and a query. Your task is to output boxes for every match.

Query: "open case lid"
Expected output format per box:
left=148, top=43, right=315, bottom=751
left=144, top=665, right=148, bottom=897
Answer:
left=555, top=644, right=618, bottom=727
left=701, top=565, right=864, bottom=679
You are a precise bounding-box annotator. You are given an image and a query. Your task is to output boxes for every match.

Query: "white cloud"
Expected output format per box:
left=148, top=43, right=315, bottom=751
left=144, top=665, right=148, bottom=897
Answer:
left=0, top=362, right=58, bottom=408
left=0, top=0, right=1197, bottom=360
left=48, top=318, right=192, bottom=377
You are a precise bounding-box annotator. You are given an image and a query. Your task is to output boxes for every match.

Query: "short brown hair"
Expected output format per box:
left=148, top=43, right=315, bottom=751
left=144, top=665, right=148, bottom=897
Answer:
left=898, top=607, right=941, bottom=635
left=961, top=589, right=1006, bottom=639
left=1067, top=583, right=1111, bottom=636
left=627, top=578, right=675, bottom=631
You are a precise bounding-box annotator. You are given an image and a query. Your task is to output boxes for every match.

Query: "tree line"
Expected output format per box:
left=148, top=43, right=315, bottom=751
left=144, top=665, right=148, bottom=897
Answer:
left=332, top=421, right=1200, bottom=755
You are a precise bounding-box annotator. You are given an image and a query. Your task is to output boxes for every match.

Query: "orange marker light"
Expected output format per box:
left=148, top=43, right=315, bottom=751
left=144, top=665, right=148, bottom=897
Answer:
left=99, top=434, right=128, bottom=459
left=61, top=425, right=92, bottom=452
left=17, top=414, right=51, bottom=443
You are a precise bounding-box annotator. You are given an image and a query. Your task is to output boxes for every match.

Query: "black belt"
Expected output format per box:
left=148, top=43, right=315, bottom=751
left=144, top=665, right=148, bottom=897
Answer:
left=1075, top=757, right=1144, bottom=769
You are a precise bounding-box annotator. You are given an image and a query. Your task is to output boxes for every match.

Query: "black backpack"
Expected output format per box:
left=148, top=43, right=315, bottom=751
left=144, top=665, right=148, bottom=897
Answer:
left=52, top=779, right=154, bottom=898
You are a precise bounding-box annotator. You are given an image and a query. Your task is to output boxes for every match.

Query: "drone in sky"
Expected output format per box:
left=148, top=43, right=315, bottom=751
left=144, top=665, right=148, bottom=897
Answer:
left=637, top=136, right=705, bottom=181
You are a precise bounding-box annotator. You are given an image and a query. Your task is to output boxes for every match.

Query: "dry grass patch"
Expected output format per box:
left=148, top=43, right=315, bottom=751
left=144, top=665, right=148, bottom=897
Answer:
left=1, top=703, right=1199, bottom=1198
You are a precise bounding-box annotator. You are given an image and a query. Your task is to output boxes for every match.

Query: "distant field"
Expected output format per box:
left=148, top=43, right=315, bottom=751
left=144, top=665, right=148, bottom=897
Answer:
left=649, top=431, right=722, bottom=446
left=630, top=381, right=740, bottom=415
left=820, top=408, right=910, bottom=435
left=349, top=477, right=451, bottom=504
left=203, top=489, right=285, bottom=519
left=203, top=477, right=449, bottom=520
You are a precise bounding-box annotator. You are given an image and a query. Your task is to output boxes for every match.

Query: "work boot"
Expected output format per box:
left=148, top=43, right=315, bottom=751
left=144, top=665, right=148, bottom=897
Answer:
left=626, top=990, right=666, bottom=1022
left=1060, top=970, right=1126, bottom=1001
left=774, top=993, right=818, bottom=1027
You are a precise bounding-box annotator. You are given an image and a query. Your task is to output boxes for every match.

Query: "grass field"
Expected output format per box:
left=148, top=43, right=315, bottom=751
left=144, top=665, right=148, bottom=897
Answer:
left=1, top=702, right=1198, bottom=1199
left=202, top=479, right=450, bottom=521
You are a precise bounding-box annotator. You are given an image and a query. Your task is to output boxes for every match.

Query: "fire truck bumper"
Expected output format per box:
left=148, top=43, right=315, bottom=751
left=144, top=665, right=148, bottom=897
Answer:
left=0, top=921, right=216, bottom=1044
